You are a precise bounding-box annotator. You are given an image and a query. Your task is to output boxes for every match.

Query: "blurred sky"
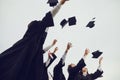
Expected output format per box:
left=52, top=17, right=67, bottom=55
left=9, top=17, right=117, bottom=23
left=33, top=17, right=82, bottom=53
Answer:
left=0, top=0, right=120, bottom=80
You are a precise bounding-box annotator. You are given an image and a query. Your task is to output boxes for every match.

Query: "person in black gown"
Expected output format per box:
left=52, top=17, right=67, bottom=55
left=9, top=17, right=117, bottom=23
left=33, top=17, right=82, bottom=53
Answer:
left=74, top=57, right=103, bottom=80
left=67, top=49, right=88, bottom=80
left=0, top=0, right=68, bottom=80
left=53, top=42, right=72, bottom=80
left=67, top=49, right=103, bottom=80
left=43, top=47, right=58, bottom=80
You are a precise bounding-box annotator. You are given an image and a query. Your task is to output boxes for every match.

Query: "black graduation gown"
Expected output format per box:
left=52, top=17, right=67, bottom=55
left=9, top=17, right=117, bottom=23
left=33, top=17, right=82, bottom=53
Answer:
left=43, top=53, right=57, bottom=80
left=68, top=58, right=86, bottom=80
left=53, top=58, right=66, bottom=80
left=74, top=69, right=103, bottom=80
left=0, top=11, right=54, bottom=80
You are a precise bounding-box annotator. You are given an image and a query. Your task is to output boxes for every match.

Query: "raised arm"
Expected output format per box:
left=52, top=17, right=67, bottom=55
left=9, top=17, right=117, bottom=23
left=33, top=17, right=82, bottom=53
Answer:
left=45, top=47, right=58, bottom=68
left=43, top=39, right=57, bottom=52
left=92, top=57, right=104, bottom=79
left=71, top=48, right=90, bottom=73
left=51, top=0, right=68, bottom=17
left=61, top=42, right=72, bottom=64
left=98, top=57, right=103, bottom=71
left=54, top=42, right=72, bottom=69
left=53, top=43, right=72, bottom=80
left=83, top=48, right=90, bottom=61
left=45, top=0, right=68, bottom=32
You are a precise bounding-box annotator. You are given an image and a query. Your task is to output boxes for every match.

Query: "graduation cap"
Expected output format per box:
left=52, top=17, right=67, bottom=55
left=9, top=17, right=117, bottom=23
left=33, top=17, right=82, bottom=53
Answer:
left=92, top=50, right=103, bottom=58
left=68, top=16, right=77, bottom=26
left=60, top=19, right=68, bottom=28
left=86, top=17, right=96, bottom=28
left=47, top=0, right=58, bottom=7
left=92, top=17, right=96, bottom=20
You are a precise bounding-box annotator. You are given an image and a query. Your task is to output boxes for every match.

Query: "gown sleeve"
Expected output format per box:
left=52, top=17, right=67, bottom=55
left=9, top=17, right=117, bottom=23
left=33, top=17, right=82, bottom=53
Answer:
left=23, top=11, right=54, bottom=39
left=91, top=69, right=103, bottom=79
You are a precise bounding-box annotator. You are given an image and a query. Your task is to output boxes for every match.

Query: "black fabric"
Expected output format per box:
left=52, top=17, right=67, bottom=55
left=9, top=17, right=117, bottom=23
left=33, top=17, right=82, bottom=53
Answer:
left=68, top=58, right=86, bottom=80
left=86, top=21, right=95, bottom=28
left=43, top=53, right=57, bottom=80
left=53, top=58, right=66, bottom=80
left=47, top=0, right=58, bottom=7
left=92, top=50, right=103, bottom=58
left=46, top=53, right=57, bottom=68
left=60, top=19, right=68, bottom=28
left=0, top=11, right=54, bottom=80
left=68, top=16, right=76, bottom=26
left=74, top=69, right=103, bottom=80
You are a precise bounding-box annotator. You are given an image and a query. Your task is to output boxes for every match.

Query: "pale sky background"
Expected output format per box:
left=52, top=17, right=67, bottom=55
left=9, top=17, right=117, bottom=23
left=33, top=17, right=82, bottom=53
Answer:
left=0, top=0, right=120, bottom=80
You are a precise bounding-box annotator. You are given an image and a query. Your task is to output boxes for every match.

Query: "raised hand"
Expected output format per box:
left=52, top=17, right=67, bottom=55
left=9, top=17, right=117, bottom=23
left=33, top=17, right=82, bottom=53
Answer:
left=48, top=51, right=52, bottom=58
left=67, top=42, right=72, bottom=50
left=52, top=39, right=57, bottom=46
left=60, top=0, right=69, bottom=5
left=84, top=48, right=90, bottom=57
left=53, top=47, right=58, bottom=54
left=99, top=57, right=103, bottom=65
left=65, top=42, right=72, bottom=53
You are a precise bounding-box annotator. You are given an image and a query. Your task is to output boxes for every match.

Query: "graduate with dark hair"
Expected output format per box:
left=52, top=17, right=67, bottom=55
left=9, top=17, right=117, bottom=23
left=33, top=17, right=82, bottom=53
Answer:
left=43, top=47, right=58, bottom=80
left=0, top=0, right=68, bottom=80
left=53, top=42, right=72, bottom=80
left=67, top=49, right=103, bottom=80
left=67, top=49, right=88, bottom=80
left=74, top=57, right=103, bottom=80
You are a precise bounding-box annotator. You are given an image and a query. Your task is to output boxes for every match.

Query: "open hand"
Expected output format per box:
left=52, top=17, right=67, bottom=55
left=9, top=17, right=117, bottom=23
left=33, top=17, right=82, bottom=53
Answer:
left=84, top=48, right=90, bottom=56
left=67, top=42, right=72, bottom=50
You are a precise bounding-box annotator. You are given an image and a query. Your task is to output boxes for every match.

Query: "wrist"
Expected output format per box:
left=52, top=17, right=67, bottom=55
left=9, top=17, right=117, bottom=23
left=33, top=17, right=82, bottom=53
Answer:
left=82, top=56, right=86, bottom=62
left=84, top=54, right=87, bottom=57
left=83, top=55, right=86, bottom=58
left=60, top=0, right=65, bottom=5
left=51, top=44, right=54, bottom=46
left=60, top=2, right=63, bottom=5
left=99, top=64, right=101, bottom=67
left=65, top=50, right=68, bottom=53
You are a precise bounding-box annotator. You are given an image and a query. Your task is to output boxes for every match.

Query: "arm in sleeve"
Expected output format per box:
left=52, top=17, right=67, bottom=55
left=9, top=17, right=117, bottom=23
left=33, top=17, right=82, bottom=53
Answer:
left=43, top=45, right=53, bottom=52
left=51, top=3, right=62, bottom=17
left=53, top=55, right=66, bottom=80
left=40, top=11, right=54, bottom=29
left=26, top=2, right=62, bottom=35
left=61, top=52, right=67, bottom=65
left=41, top=3, right=62, bottom=30
left=45, top=53, right=57, bottom=68
left=91, top=65, right=103, bottom=79
left=54, top=53, right=66, bottom=71
left=44, top=3, right=62, bottom=32
left=70, top=58, right=86, bottom=74
left=54, top=50, right=68, bottom=70
left=53, top=52, right=67, bottom=75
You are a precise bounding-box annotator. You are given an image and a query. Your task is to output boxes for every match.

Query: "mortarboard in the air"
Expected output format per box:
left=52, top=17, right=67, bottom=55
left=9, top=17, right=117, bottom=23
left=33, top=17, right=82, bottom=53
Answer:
left=60, top=19, right=68, bottom=28
left=68, top=16, right=77, bottom=26
left=86, top=17, right=96, bottom=28
left=47, top=0, right=58, bottom=7
left=92, top=50, right=103, bottom=58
